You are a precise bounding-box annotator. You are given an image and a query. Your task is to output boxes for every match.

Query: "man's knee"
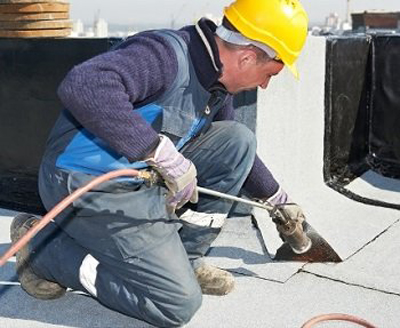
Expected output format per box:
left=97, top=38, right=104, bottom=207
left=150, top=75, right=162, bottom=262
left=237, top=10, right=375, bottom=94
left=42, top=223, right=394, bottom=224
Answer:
left=221, top=122, right=257, bottom=167
left=156, top=284, right=202, bottom=327
left=234, top=122, right=257, bottom=154
left=215, top=121, right=257, bottom=154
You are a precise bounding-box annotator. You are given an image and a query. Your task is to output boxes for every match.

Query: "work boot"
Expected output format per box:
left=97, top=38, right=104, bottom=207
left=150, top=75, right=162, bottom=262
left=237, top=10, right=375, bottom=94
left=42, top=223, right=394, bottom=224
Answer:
left=194, top=263, right=235, bottom=296
left=10, top=213, right=66, bottom=300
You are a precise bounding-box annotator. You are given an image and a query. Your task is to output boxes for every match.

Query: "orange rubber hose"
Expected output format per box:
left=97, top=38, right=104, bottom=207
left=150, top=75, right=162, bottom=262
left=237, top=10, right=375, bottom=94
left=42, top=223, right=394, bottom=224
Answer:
left=0, top=168, right=142, bottom=267
left=301, top=313, right=378, bottom=328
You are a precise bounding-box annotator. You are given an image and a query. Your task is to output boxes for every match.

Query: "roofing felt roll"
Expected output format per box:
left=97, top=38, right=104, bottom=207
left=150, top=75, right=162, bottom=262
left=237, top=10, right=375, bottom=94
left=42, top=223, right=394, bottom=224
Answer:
left=0, top=0, right=68, bottom=3
left=0, top=28, right=70, bottom=37
left=0, top=12, right=68, bottom=21
left=0, top=3, right=69, bottom=13
left=0, top=19, right=71, bottom=29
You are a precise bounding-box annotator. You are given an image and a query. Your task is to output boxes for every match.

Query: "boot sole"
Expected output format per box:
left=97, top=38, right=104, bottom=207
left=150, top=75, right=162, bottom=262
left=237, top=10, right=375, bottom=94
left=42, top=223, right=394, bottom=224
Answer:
left=10, top=213, right=67, bottom=300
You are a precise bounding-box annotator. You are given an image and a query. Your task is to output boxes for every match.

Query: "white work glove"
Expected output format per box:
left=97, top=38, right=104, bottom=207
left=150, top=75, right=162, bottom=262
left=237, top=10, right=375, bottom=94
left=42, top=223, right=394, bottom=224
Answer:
left=146, top=135, right=198, bottom=211
left=263, top=187, right=306, bottom=225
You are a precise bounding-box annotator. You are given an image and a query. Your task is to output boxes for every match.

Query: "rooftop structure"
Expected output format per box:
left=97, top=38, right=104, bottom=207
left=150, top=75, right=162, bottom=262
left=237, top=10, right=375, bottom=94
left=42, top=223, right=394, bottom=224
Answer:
left=352, top=11, right=400, bottom=32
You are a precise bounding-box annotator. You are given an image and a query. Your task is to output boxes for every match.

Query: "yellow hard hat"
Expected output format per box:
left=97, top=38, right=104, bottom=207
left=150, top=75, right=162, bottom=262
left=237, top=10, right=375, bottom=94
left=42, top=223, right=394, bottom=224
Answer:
left=224, top=0, right=309, bottom=79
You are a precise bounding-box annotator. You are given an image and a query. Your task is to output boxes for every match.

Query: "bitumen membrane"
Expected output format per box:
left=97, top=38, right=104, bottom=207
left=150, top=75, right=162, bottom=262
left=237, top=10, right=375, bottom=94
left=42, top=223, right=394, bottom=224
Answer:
left=1, top=36, right=400, bottom=328
left=1, top=206, right=400, bottom=328
left=346, top=170, right=400, bottom=206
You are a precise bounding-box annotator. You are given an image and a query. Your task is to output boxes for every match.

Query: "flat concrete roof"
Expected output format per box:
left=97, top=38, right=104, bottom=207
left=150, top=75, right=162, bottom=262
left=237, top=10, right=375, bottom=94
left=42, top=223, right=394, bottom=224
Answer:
left=1, top=209, right=400, bottom=328
left=1, top=36, right=400, bottom=328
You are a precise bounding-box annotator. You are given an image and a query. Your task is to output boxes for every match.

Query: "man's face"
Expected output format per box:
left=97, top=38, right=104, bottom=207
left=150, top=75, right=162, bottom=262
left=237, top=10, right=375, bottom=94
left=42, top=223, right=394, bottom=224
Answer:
left=223, top=57, right=284, bottom=94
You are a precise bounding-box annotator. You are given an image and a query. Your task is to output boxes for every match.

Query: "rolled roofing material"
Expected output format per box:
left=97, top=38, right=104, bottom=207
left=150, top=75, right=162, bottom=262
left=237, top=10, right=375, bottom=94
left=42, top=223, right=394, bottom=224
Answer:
left=0, top=0, right=68, bottom=3
left=0, top=19, right=71, bottom=29
left=0, top=0, right=71, bottom=37
left=0, top=12, right=68, bottom=21
left=0, top=3, right=69, bottom=13
left=0, top=27, right=70, bottom=37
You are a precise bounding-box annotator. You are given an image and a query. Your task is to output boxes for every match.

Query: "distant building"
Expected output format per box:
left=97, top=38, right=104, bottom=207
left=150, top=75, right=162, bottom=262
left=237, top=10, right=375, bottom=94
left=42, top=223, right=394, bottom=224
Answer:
left=313, top=12, right=350, bottom=36
left=94, top=17, right=108, bottom=37
left=85, top=27, right=95, bottom=38
left=71, top=19, right=84, bottom=37
left=352, top=11, right=400, bottom=32
left=326, top=12, right=341, bottom=30
left=69, top=18, right=140, bottom=38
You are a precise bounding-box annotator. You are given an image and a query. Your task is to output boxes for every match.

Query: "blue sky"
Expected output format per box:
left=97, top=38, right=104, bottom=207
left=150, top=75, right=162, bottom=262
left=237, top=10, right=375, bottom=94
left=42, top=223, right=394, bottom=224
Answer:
left=69, top=0, right=400, bottom=26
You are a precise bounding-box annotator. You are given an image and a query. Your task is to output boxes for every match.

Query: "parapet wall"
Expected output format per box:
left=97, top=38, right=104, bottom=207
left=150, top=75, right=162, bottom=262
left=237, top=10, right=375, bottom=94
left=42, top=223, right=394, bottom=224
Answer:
left=257, top=34, right=400, bottom=209
left=0, top=38, right=117, bottom=212
left=324, top=35, right=371, bottom=184
left=369, top=35, right=400, bottom=178
left=0, top=34, right=399, bottom=212
left=325, top=34, right=400, bottom=184
left=0, top=37, right=256, bottom=213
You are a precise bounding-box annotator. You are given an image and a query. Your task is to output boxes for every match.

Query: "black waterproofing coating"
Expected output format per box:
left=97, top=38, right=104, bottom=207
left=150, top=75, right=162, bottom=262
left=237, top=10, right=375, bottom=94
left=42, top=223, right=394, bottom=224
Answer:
left=369, top=35, right=400, bottom=178
left=325, top=34, right=400, bottom=184
left=324, top=35, right=371, bottom=185
left=324, top=34, right=400, bottom=210
left=0, top=38, right=257, bottom=213
left=0, top=38, right=122, bottom=213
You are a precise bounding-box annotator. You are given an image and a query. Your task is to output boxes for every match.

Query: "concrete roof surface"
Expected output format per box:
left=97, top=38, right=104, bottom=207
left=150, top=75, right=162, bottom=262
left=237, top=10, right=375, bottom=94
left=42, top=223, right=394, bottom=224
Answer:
left=1, top=205, right=400, bottom=328
left=1, top=36, right=400, bottom=328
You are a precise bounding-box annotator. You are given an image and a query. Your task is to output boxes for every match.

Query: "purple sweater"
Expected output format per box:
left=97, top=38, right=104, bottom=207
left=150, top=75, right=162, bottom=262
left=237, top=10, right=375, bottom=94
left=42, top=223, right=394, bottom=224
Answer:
left=57, top=18, right=279, bottom=199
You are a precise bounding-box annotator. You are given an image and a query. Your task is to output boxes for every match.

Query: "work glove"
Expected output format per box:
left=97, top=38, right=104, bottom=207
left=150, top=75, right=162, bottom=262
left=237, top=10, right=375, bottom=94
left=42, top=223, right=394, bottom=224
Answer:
left=146, top=135, right=198, bottom=211
left=264, top=187, right=306, bottom=225
left=263, top=188, right=311, bottom=254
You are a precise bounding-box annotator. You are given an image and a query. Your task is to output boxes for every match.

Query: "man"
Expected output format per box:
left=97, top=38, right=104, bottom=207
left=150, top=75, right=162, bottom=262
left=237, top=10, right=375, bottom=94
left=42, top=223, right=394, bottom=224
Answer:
left=11, top=0, right=308, bottom=326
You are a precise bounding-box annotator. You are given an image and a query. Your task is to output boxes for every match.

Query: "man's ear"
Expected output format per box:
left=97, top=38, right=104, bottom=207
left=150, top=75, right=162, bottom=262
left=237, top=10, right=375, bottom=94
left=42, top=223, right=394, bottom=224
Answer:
left=238, top=49, right=257, bottom=69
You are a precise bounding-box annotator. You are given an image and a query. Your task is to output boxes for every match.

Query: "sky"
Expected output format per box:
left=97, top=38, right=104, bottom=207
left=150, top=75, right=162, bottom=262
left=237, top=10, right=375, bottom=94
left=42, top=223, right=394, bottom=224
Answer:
left=69, top=0, right=400, bottom=27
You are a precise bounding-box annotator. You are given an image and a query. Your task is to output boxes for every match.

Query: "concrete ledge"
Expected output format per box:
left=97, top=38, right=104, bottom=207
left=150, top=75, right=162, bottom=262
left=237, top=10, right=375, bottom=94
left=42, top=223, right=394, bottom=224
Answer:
left=255, top=36, right=400, bottom=260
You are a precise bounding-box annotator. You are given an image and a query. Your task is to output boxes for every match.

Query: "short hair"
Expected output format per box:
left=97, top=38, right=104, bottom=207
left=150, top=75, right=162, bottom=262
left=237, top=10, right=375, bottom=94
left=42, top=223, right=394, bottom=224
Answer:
left=220, top=17, right=272, bottom=63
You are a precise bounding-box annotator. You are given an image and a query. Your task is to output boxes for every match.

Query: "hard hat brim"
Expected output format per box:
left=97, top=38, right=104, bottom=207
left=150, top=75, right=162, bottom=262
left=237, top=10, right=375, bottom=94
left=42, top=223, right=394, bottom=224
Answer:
left=286, top=61, right=299, bottom=80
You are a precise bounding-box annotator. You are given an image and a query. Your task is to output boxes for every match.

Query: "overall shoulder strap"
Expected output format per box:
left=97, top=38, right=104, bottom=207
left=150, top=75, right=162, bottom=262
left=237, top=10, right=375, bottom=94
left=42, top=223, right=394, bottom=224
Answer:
left=152, top=30, right=191, bottom=103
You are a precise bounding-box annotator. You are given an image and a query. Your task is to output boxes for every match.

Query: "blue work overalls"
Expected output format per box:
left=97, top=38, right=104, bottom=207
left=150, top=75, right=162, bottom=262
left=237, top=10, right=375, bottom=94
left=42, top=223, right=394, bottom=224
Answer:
left=32, top=30, right=257, bottom=327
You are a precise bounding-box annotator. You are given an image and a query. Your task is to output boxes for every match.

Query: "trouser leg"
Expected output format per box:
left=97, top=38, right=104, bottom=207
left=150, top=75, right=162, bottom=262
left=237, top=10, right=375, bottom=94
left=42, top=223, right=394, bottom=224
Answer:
left=31, top=221, right=201, bottom=327
left=36, top=167, right=202, bottom=327
left=179, top=121, right=257, bottom=261
left=29, top=221, right=87, bottom=292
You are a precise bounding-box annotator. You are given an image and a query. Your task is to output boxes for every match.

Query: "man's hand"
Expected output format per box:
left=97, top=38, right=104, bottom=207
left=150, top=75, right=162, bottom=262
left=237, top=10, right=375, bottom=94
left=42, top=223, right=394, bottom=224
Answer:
left=270, top=203, right=306, bottom=225
left=146, top=135, right=198, bottom=211
left=263, top=187, right=306, bottom=225
left=261, top=187, right=310, bottom=253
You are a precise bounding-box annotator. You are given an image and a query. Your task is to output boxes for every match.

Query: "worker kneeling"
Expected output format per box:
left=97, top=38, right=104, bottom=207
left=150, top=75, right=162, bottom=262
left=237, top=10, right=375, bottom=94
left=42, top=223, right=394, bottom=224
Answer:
left=10, top=0, right=308, bottom=326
